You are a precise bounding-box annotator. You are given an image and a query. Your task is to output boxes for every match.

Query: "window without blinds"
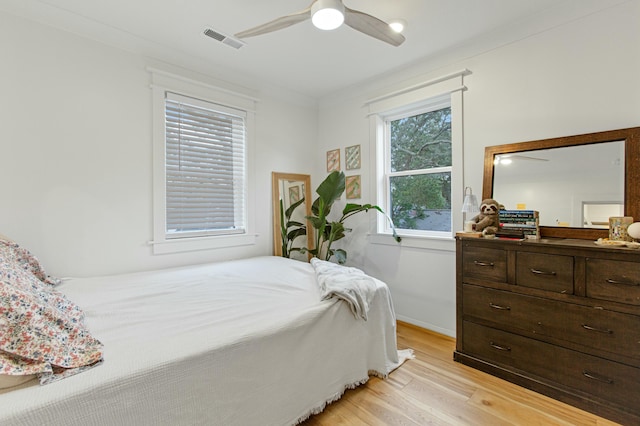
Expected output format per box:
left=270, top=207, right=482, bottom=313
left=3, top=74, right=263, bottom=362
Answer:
left=387, top=105, right=452, bottom=233
left=164, top=92, right=246, bottom=239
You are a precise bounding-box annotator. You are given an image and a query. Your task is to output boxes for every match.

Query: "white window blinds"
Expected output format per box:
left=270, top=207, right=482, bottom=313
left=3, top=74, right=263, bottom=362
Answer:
left=165, top=92, right=246, bottom=238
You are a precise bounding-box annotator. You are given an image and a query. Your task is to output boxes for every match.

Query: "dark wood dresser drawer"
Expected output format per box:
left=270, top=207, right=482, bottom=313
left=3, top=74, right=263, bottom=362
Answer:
left=462, top=246, right=507, bottom=282
left=463, top=284, right=640, bottom=364
left=586, top=258, right=640, bottom=305
left=463, top=321, right=640, bottom=414
left=516, top=252, right=573, bottom=294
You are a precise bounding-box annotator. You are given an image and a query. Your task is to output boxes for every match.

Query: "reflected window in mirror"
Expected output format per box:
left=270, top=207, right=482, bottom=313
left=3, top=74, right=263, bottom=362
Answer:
left=583, top=203, right=624, bottom=228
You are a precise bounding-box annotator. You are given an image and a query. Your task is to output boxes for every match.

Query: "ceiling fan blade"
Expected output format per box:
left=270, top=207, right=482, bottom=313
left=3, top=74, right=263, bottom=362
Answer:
left=344, top=7, right=405, bottom=47
left=235, top=7, right=312, bottom=39
left=510, top=155, right=549, bottom=161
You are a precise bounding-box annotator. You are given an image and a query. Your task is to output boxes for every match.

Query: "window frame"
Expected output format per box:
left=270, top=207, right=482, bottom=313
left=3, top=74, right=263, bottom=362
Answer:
left=367, top=70, right=468, bottom=248
left=149, top=69, right=257, bottom=254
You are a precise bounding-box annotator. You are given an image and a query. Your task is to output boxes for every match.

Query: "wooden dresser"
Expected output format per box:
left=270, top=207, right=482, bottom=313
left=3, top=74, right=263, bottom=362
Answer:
left=455, top=236, right=640, bottom=424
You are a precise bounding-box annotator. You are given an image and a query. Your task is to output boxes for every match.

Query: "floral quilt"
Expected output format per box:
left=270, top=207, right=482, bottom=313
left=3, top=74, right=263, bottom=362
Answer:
left=0, top=239, right=103, bottom=384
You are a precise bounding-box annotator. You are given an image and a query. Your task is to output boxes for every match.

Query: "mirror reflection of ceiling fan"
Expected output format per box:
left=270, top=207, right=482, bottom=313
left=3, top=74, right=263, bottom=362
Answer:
left=233, top=0, right=406, bottom=46
left=494, top=154, right=549, bottom=165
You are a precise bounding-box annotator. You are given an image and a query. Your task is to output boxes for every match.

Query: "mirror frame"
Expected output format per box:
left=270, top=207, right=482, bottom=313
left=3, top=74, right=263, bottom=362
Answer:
left=483, top=127, right=640, bottom=240
left=271, top=172, right=314, bottom=258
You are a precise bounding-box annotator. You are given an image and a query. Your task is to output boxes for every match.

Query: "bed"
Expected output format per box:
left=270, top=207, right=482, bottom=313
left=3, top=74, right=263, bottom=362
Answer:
left=0, top=242, right=411, bottom=426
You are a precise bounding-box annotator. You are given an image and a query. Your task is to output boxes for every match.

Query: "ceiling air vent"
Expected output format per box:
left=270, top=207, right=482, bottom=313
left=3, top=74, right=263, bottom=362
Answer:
left=203, top=28, right=245, bottom=50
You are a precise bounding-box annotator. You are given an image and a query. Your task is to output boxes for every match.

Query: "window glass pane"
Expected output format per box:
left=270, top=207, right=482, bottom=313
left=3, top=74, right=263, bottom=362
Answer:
left=390, top=173, right=451, bottom=231
left=390, top=107, right=451, bottom=172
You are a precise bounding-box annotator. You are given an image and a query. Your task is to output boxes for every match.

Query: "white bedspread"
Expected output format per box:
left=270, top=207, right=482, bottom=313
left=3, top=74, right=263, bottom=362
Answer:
left=0, top=256, right=410, bottom=426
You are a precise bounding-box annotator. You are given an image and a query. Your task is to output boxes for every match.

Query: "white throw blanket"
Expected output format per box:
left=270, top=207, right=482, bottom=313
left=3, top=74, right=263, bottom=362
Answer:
left=311, top=258, right=377, bottom=320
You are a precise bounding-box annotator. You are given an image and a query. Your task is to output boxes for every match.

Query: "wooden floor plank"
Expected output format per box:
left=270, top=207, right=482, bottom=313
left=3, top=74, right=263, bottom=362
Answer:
left=301, top=321, right=620, bottom=425
left=467, top=388, right=576, bottom=426
left=400, top=371, right=512, bottom=426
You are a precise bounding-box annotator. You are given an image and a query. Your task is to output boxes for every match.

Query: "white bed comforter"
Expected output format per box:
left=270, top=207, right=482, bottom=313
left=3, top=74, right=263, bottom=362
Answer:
left=0, top=256, right=410, bottom=426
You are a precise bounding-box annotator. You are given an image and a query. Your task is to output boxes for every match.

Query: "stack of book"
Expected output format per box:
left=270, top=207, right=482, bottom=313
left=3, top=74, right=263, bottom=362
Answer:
left=497, top=210, right=540, bottom=239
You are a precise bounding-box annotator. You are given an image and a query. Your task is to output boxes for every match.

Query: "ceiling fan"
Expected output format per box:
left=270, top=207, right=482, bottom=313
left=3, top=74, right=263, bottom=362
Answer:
left=494, top=154, right=549, bottom=165
left=234, top=0, right=406, bottom=47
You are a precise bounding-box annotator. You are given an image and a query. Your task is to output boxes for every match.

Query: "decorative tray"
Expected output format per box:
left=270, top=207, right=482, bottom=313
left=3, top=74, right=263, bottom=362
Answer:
left=595, top=238, right=640, bottom=248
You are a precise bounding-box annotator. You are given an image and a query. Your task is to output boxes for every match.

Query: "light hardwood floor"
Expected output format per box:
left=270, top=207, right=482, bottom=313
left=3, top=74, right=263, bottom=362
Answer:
left=303, top=321, right=620, bottom=426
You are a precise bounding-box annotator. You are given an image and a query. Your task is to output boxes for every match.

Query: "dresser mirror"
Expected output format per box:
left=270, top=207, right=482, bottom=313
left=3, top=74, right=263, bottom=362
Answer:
left=271, top=172, right=313, bottom=260
left=482, top=127, right=640, bottom=239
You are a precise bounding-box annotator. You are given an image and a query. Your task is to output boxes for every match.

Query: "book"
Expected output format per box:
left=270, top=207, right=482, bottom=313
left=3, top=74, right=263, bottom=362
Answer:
left=500, top=209, right=539, bottom=215
left=500, top=210, right=539, bottom=219
left=498, top=210, right=540, bottom=239
left=500, top=222, right=538, bottom=228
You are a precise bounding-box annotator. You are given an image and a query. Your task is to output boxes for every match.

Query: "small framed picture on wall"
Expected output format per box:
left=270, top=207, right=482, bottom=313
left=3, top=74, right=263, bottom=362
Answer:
left=345, top=175, right=361, bottom=199
left=345, top=144, right=361, bottom=170
left=326, top=149, right=340, bottom=172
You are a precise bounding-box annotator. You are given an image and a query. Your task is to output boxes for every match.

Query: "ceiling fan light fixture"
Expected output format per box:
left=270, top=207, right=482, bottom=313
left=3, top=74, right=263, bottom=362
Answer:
left=311, top=0, right=345, bottom=31
left=388, top=19, right=406, bottom=34
left=495, top=155, right=513, bottom=165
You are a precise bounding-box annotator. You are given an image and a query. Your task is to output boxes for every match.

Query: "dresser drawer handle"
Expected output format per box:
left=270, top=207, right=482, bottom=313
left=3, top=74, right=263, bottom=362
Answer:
left=582, top=370, right=614, bottom=385
left=489, top=302, right=511, bottom=311
left=474, top=261, right=495, bottom=267
left=581, top=324, right=613, bottom=334
left=606, top=278, right=639, bottom=287
left=490, top=342, right=511, bottom=352
left=530, top=268, right=556, bottom=276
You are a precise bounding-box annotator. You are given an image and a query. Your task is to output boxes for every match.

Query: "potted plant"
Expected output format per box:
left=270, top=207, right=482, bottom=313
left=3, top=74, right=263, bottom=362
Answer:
left=300, top=171, right=400, bottom=264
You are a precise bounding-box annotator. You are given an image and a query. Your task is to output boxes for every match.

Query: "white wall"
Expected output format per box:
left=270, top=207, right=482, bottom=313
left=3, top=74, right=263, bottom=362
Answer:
left=0, top=12, right=318, bottom=277
left=316, top=1, right=640, bottom=336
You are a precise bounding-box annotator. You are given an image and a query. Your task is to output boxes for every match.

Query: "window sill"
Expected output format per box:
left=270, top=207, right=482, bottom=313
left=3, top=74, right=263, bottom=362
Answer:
left=368, top=233, right=455, bottom=252
left=151, top=233, right=258, bottom=255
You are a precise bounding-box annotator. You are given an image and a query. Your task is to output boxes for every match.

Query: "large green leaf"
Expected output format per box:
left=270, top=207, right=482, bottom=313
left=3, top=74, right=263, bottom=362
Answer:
left=310, top=197, right=325, bottom=217
left=287, top=227, right=306, bottom=241
left=327, top=221, right=346, bottom=242
left=307, top=216, right=325, bottom=230
left=342, top=203, right=367, bottom=215
left=285, top=197, right=305, bottom=219
left=342, top=203, right=382, bottom=216
left=316, top=171, right=345, bottom=209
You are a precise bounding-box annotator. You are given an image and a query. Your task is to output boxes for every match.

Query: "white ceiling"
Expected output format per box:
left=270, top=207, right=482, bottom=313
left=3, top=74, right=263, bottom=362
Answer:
left=0, top=0, right=622, bottom=98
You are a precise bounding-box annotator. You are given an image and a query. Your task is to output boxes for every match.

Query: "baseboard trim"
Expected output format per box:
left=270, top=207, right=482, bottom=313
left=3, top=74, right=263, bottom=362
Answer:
left=395, top=316, right=455, bottom=338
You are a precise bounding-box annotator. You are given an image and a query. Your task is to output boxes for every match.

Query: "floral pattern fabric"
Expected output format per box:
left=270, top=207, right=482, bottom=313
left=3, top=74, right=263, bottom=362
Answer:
left=0, top=239, right=103, bottom=383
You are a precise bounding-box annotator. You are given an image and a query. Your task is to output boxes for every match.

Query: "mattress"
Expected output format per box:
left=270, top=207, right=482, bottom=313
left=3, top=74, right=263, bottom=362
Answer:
left=0, top=256, right=409, bottom=426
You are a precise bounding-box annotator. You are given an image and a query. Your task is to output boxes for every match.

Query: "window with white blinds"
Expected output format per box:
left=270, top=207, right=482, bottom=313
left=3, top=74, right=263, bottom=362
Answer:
left=164, top=92, right=246, bottom=239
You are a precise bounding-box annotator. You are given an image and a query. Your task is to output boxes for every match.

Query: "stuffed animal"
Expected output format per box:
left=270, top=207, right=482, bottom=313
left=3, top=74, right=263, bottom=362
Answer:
left=472, top=199, right=501, bottom=236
